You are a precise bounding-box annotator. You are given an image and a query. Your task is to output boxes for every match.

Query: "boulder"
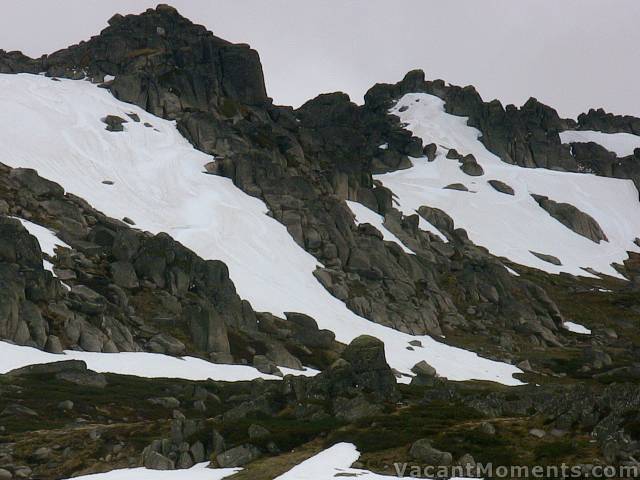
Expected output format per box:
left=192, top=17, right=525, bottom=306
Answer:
left=488, top=179, right=515, bottom=195
left=101, top=115, right=127, bottom=132
left=531, top=194, right=608, bottom=243
left=443, top=183, right=469, bottom=192
left=143, top=451, right=174, bottom=470
left=530, top=251, right=562, bottom=266
left=423, top=143, right=438, bottom=161
left=409, top=439, right=453, bottom=466
left=216, top=444, right=261, bottom=468
left=56, top=370, right=108, bottom=389
left=411, top=360, right=437, bottom=378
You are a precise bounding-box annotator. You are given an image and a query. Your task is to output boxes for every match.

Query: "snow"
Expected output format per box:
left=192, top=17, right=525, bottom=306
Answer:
left=563, top=321, right=592, bottom=335
left=63, top=463, right=239, bottom=480
left=275, top=443, right=397, bottom=479
left=0, top=340, right=318, bottom=381
left=0, top=73, right=523, bottom=386
left=11, top=216, right=70, bottom=274
left=276, top=443, right=475, bottom=479
left=560, top=130, right=640, bottom=157
left=346, top=200, right=414, bottom=254
left=376, top=94, right=640, bottom=280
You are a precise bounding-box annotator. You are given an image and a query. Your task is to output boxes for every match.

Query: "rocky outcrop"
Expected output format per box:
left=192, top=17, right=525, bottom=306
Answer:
left=578, top=108, right=640, bottom=135
left=0, top=6, right=575, bottom=370
left=0, top=162, right=341, bottom=369
left=531, top=194, right=608, bottom=243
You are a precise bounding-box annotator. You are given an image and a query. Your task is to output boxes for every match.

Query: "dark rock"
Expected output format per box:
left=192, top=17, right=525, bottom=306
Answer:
left=101, top=115, right=127, bottom=132
left=110, top=261, right=139, bottom=289
left=488, top=179, right=515, bottom=195
left=56, top=370, right=108, bottom=389
left=446, top=149, right=463, bottom=160
left=409, top=439, right=453, bottom=466
left=248, top=424, right=270, bottom=440
left=6, top=360, right=87, bottom=377
left=143, top=451, right=174, bottom=470
left=216, top=444, right=261, bottom=468
left=460, top=160, right=484, bottom=177
left=57, top=400, right=74, bottom=411
left=411, top=360, right=437, bottom=378
left=531, top=194, right=608, bottom=243
left=530, top=251, right=562, bottom=266
left=334, top=394, right=383, bottom=421
left=0, top=404, right=38, bottom=417
left=423, top=143, right=438, bottom=161
left=443, top=183, right=469, bottom=192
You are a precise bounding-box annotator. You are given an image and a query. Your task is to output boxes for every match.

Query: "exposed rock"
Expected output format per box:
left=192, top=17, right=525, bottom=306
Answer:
left=446, top=149, right=463, bottom=160
left=56, top=370, right=108, bottom=389
left=0, top=404, right=38, bottom=417
left=423, top=143, right=438, bottom=161
left=340, top=335, right=398, bottom=400
left=530, top=251, right=562, bottom=266
left=216, top=444, right=261, bottom=468
left=460, top=161, right=484, bottom=177
left=488, top=179, right=515, bottom=195
left=411, top=360, right=437, bottom=378
left=248, top=424, right=270, bottom=441
left=57, top=400, right=74, bottom=411
left=529, top=428, right=546, bottom=438
left=443, top=183, right=469, bottom=192
left=531, top=194, right=608, bottom=243
left=409, top=439, right=453, bottom=466
left=479, top=422, right=496, bottom=435
left=101, top=115, right=127, bottom=132
left=143, top=451, right=174, bottom=470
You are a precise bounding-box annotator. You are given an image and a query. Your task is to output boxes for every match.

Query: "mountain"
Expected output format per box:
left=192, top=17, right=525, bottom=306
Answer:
left=0, top=5, right=639, bottom=479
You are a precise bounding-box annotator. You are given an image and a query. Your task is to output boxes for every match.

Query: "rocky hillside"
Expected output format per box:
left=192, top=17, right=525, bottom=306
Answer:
left=0, top=5, right=639, bottom=479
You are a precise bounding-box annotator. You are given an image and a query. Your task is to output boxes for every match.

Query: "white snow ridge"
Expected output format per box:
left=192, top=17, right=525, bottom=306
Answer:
left=0, top=73, right=523, bottom=385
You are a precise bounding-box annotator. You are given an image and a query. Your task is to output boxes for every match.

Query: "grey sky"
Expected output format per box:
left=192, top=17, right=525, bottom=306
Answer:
left=1, top=0, right=639, bottom=118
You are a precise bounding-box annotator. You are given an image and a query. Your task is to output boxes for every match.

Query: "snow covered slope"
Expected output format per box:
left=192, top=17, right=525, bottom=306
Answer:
left=0, top=341, right=317, bottom=381
left=0, top=74, right=523, bottom=385
left=377, top=93, right=640, bottom=279
left=560, top=130, right=640, bottom=157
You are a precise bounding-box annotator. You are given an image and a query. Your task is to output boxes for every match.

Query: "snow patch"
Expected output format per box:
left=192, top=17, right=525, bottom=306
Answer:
left=346, top=200, right=414, bottom=254
left=0, top=341, right=318, bottom=381
left=64, top=463, right=239, bottom=480
left=563, top=321, right=592, bottom=335
left=11, top=217, right=70, bottom=276
left=560, top=130, right=640, bottom=157
left=377, top=94, right=640, bottom=279
left=276, top=443, right=474, bottom=479
left=0, top=74, right=522, bottom=385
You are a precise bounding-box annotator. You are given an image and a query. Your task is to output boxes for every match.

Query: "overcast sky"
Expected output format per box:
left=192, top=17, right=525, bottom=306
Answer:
left=1, top=1, right=639, bottom=118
